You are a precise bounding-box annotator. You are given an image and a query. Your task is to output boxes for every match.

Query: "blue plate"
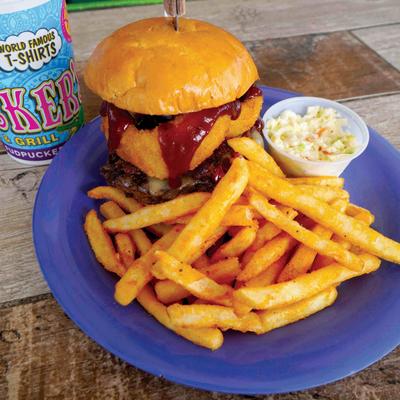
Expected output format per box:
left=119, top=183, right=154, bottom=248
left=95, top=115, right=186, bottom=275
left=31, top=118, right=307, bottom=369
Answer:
left=33, top=86, right=400, bottom=394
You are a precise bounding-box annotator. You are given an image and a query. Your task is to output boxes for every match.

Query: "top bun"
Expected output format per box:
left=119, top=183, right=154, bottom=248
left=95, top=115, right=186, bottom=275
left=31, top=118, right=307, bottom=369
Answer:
left=84, top=17, right=259, bottom=115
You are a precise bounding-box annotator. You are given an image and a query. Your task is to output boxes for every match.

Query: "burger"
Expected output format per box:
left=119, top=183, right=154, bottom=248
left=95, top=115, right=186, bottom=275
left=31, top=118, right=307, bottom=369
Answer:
left=84, top=17, right=263, bottom=204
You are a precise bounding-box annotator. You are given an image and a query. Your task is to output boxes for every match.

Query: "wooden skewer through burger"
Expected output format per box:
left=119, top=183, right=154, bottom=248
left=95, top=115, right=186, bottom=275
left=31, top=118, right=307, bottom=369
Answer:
left=84, top=17, right=263, bottom=204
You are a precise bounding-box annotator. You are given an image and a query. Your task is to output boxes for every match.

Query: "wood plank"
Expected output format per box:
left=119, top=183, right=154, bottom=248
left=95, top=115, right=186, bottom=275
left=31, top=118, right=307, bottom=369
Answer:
left=0, top=93, right=399, bottom=304
left=247, top=31, right=400, bottom=99
left=0, top=161, right=48, bottom=303
left=69, top=0, right=400, bottom=63
left=342, top=93, right=400, bottom=149
left=73, top=29, right=400, bottom=122
left=353, top=24, right=400, bottom=70
left=0, top=296, right=399, bottom=399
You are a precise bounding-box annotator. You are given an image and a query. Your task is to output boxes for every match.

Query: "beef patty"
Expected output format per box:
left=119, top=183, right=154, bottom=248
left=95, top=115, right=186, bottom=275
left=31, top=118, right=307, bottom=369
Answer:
left=102, top=141, right=234, bottom=204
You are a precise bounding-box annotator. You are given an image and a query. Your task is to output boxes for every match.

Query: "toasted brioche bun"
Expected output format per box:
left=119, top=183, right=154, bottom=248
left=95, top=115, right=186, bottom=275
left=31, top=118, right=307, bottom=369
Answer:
left=102, top=96, right=263, bottom=179
left=84, top=17, right=259, bottom=115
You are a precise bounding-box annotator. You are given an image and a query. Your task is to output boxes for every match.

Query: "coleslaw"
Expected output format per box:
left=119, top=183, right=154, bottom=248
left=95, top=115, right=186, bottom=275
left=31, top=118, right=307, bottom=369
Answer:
left=266, top=106, right=358, bottom=161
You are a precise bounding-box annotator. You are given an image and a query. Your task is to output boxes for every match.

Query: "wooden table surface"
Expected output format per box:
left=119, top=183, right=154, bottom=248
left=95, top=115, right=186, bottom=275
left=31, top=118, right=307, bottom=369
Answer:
left=1, top=1, right=400, bottom=398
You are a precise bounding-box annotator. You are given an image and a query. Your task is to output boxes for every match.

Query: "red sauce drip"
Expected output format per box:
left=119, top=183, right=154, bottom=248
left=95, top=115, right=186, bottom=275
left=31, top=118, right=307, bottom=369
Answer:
left=240, top=85, right=262, bottom=101
left=158, top=100, right=242, bottom=188
left=101, top=102, right=134, bottom=151
left=100, top=85, right=262, bottom=185
left=210, top=165, right=225, bottom=183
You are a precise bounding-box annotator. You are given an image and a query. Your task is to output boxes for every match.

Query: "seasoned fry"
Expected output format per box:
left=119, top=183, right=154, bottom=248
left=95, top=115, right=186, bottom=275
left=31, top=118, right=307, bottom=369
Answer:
left=84, top=210, right=125, bottom=277
left=278, top=224, right=332, bottom=282
left=285, top=227, right=331, bottom=281
left=166, top=157, right=249, bottom=263
left=168, top=304, right=263, bottom=333
left=247, top=189, right=364, bottom=271
left=193, top=254, right=210, bottom=269
left=104, top=193, right=210, bottom=233
left=346, top=203, right=375, bottom=225
left=244, top=254, right=289, bottom=287
left=100, top=200, right=125, bottom=219
left=187, top=226, right=228, bottom=264
left=222, top=205, right=257, bottom=226
left=228, top=137, right=285, bottom=177
left=115, top=233, right=135, bottom=269
left=171, top=205, right=261, bottom=227
left=238, top=232, right=297, bottom=281
left=155, top=280, right=191, bottom=304
left=248, top=161, right=400, bottom=264
left=234, top=254, right=381, bottom=310
left=278, top=199, right=348, bottom=282
left=297, top=184, right=349, bottom=202
left=153, top=250, right=229, bottom=300
left=100, top=200, right=152, bottom=257
left=167, top=214, right=193, bottom=225
left=88, top=186, right=141, bottom=213
left=114, top=226, right=182, bottom=305
left=137, top=285, right=223, bottom=350
left=258, top=287, right=338, bottom=334
left=211, top=225, right=257, bottom=262
left=311, top=209, right=372, bottom=271
left=287, top=176, right=344, bottom=188
left=155, top=258, right=240, bottom=304
left=147, top=223, right=172, bottom=237
left=128, top=229, right=152, bottom=256
left=241, top=207, right=298, bottom=265
left=197, top=257, right=241, bottom=284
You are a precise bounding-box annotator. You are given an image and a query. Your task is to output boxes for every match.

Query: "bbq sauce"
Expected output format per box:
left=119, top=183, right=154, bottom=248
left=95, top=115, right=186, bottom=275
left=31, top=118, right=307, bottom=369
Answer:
left=158, top=100, right=242, bottom=187
left=100, top=85, right=262, bottom=185
left=100, top=102, right=134, bottom=151
left=240, top=85, right=262, bottom=101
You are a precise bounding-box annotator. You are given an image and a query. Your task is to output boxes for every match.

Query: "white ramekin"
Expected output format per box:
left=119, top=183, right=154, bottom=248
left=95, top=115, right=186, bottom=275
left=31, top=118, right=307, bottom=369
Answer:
left=262, top=97, right=370, bottom=177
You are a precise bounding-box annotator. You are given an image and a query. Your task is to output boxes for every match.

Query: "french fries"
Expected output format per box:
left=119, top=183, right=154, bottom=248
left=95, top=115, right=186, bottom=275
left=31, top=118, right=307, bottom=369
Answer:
left=147, top=223, right=172, bottom=237
left=84, top=137, right=400, bottom=350
left=154, top=280, right=191, bottom=304
left=153, top=250, right=229, bottom=301
left=234, top=254, right=380, bottom=310
left=100, top=200, right=125, bottom=219
left=258, top=287, right=338, bottom=334
left=114, top=226, right=182, bottom=305
left=248, top=161, right=400, bottom=263
left=287, top=176, right=344, bottom=188
left=297, top=184, right=349, bottom=202
left=100, top=199, right=152, bottom=258
left=84, top=210, right=125, bottom=277
left=228, top=137, right=284, bottom=177
left=115, top=233, right=135, bottom=269
left=89, top=186, right=141, bottom=213
left=137, top=285, right=223, bottom=350
left=168, top=304, right=263, bottom=333
left=155, top=258, right=240, bottom=304
left=197, top=257, right=241, bottom=285
left=238, top=232, right=297, bottom=281
left=248, top=189, right=364, bottom=271
left=129, top=229, right=152, bottom=256
left=241, top=207, right=298, bottom=265
left=346, top=203, right=375, bottom=225
left=170, top=205, right=256, bottom=227
left=277, top=199, right=348, bottom=282
left=166, top=157, right=249, bottom=263
left=211, top=225, right=257, bottom=262
left=104, top=192, right=210, bottom=233
left=244, top=254, right=289, bottom=287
